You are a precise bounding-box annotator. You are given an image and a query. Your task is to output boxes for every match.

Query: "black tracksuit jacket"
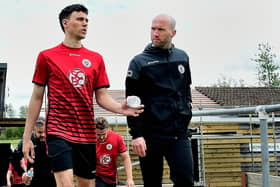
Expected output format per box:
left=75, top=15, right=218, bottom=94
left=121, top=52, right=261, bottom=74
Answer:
left=125, top=43, right=192, bottom=139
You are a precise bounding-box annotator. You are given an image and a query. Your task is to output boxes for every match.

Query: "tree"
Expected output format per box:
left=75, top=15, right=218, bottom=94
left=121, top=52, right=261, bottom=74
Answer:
left=252, top=42, right=280, bottom=87
left=5, top=127, right=24, bottom=139
left=19, top=105, right=28, bottom=118
left=3, top=103, right=24, bottom=139
left=5, top=103, right=16, bottom=118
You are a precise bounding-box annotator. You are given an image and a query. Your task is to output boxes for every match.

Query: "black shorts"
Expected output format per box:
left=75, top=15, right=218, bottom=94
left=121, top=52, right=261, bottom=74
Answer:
left=95, top=176, right=116, bottom=187
left=46, top=136, right=96, bottom=179
left=11, top=184, right=25, bottom=187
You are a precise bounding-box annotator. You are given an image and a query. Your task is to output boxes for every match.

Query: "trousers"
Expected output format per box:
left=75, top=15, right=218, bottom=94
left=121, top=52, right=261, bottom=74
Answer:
left=139, top=137, right=194, bottom=187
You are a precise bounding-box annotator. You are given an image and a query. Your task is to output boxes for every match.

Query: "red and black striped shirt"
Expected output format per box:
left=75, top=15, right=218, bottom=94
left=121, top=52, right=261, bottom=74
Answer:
left=32, top=43, right=109, bottom=144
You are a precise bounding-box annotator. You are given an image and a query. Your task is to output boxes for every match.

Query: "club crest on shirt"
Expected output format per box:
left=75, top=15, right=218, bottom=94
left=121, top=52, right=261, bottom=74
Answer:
left=106, top=144, right=112, bottom=150
left=127, top=70, right=133, bottom=77
left=100, top=154, right=112, bottom=165
left=68, top=68, right=86, bottom=88
left=178, top=64, right=185, bottom=74
left=82, top=59, right=91, bottom=68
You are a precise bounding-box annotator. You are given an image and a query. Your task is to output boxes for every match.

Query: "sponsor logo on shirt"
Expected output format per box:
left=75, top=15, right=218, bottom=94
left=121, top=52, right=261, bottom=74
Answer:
left=68, top=68, right=86, bottom=88
left=147, top=60, right=159, bottom=65
left=69, top=53, right=81, bottom=56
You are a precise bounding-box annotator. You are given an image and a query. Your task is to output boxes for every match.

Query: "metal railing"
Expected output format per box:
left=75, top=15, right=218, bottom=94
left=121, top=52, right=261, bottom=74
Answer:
left=192, top=104, right=280, bottom=187
left=4, top=104, right=279, bottom=186
left=113, top=104, right=280, bottom=187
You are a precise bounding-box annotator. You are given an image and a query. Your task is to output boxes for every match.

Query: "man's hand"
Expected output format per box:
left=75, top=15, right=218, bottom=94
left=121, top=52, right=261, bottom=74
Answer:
left=126, top=178, right=135, bottom=187
left=131, top=137, right=146, bottom=157
left=7, top=181, right=11, bottom=187
left=22, top=172, right=32, bottom=184
left=121, top=101, right=144, bottom=117
left=22, top=139, right=35, bottom=163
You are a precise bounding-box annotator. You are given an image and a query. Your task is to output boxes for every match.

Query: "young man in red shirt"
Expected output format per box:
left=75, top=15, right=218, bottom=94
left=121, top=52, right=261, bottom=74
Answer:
left=95, top=117, right=134, bottom=187
left=22, top=4, right=143, bottom=187
left=6, top=159, right=26, bottom=187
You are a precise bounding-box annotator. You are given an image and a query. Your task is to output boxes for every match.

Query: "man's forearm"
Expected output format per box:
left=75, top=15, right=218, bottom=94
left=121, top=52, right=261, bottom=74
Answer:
left=95, top=88, right=123, bottom=114
left=122, top=154, right=133, bottom=181
left=6, top=171, right=12, bottom=186
left=23, top=90, right=43, bottom=141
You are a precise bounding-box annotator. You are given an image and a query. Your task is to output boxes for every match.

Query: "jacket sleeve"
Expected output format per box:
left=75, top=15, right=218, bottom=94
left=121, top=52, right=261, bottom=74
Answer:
left=11, top=140, right=25, bottom=176
left=125, top=58, right=144, bottom=139
left=185, top=54, right=192, bottom=103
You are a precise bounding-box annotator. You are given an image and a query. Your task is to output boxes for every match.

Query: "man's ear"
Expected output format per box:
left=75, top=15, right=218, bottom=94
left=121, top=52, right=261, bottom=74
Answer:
left=62, top=19, right=68, bottom=28
left=171, top=30, right=176, bottom=38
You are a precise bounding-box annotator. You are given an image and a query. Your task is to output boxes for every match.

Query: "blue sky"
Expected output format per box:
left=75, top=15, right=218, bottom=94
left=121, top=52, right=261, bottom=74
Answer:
left=0, top=0, right=279, bottom=113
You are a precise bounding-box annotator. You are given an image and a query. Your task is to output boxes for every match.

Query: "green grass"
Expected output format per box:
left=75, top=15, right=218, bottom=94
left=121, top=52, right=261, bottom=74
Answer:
left=0, top=139, right=21, bottom=144
left=0, top=139, right=21, bottom=150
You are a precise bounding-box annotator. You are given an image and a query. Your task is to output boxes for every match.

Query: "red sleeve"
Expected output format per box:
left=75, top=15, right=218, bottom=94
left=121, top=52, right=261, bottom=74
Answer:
left=32, top=52, right=48, bottom=86
left=94, top=55, right=109, bottom=89
left=8, top=163, right=13, bottom=170
left=117, top=134, right=127, bottom=153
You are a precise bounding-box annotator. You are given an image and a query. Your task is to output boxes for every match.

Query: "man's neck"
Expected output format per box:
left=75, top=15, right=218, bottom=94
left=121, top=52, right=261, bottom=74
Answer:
left=63, top=37, right=82, bottom=48
left=152, top=42, right=172, bottom=49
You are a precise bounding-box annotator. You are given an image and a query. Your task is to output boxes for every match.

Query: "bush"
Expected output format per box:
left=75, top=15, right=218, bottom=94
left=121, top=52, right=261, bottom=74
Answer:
left=5, top=127, right=24, bottom=139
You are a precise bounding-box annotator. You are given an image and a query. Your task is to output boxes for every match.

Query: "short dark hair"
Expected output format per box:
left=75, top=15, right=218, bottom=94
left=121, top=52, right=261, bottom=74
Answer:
left=58, top=4, right=88, bottom=32
left=35, top=117, right=44, bottom=128
left=95, top=117, right=109, bottom=130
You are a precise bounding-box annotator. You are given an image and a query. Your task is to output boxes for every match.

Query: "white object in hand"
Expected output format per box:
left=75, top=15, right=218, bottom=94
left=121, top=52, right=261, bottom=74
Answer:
left=127, top=96, right=141, bottom=108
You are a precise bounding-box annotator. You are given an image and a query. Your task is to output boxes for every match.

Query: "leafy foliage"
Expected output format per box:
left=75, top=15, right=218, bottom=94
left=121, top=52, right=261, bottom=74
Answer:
left=5, top=127, right=24, bottom=139
left=19, top=105, right=28, bottom=118
left=5, top=103, right=16, bottom=118
left=252, top=43, right=280, bottom=87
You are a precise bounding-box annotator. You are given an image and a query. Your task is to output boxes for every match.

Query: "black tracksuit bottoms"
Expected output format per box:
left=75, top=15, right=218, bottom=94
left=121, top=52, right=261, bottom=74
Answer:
left=139, top=136, right=194, bottom=187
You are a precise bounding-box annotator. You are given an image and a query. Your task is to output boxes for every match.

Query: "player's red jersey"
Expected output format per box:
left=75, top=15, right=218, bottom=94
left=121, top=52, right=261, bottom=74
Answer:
left=32, top=43, right=109, bottom=144
left=8, top=163, right=25, bottom=184
left=96, top=131, right=127, bottom=184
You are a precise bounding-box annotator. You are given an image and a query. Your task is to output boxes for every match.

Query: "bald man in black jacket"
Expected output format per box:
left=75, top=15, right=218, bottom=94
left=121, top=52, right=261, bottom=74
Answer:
left=11, top=119, right=56, bottom=187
